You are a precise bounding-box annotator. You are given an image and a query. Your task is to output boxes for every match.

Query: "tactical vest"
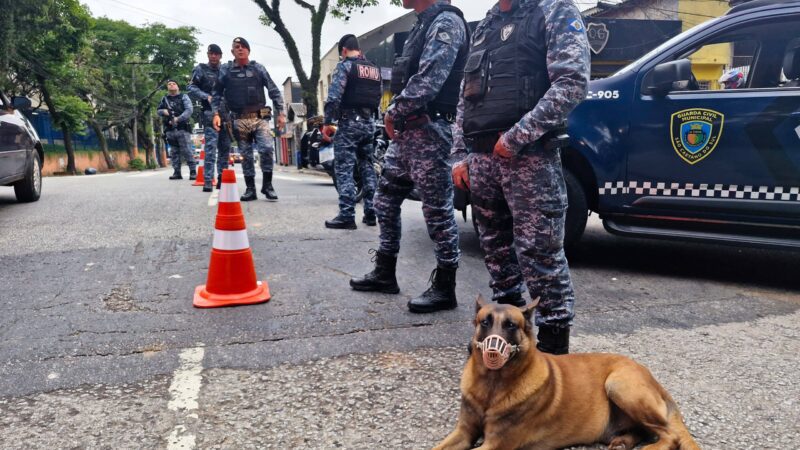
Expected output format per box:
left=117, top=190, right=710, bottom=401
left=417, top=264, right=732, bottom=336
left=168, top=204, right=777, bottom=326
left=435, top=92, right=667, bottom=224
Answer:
left=197, top=63, right=219, bottom=110
left=224, top=62, right=266, bottom=114
left=390, top=4, right=469, bottom=115
left=341, top=58, right=382, bottom=110
left=162, top=95, right=190, bottom=132
left=462, top=4, right=551, bottom=137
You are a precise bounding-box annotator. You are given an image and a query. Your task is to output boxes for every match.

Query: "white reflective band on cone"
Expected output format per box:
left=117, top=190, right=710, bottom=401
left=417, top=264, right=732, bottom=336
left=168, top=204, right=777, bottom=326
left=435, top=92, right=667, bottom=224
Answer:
left=212, top=229, right=250, bottom=251
left=219, top=183, right=239, bottom=203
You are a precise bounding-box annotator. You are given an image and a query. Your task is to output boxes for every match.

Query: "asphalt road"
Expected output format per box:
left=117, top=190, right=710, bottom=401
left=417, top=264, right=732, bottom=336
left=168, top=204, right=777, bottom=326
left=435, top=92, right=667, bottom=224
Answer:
left=0, top=166, right=798, bottom=449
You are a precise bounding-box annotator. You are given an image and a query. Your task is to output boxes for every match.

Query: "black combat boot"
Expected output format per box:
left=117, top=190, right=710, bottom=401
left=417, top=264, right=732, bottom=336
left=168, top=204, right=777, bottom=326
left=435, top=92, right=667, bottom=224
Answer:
left=241, top=176, right=258, bottom=201
left=325, top=214, right=357, bottom=230
left=169, top=169, right=182, bottom=180
left=202, top=178, right=213, bottom=192
left=261, top=171, right=278, bottom=200
left=496, top=292, right=526, bottom=308
left=536, top=326, right=570, bottom=355
left=216, top=173, right=223, bottom=190
left=407, top=265, right=457, bottom=313
left=362, top=211, right=377, bottom=226
left=350, top=250, right=400, bottom=294
left=189, top=167, right=197, bottom=180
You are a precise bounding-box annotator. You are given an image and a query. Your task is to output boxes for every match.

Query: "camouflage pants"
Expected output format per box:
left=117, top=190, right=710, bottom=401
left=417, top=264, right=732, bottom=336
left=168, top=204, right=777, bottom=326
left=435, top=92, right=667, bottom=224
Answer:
left=203, top=110, right=231, bottom=182
left=375, top=119, right=460, bottom=268
left=334, top=118, right=377, bottom=219
left=469, top=150, right=575, bottom=328
left=166, top=129, right=196, bottom=171
left=234, top=117, right=273, bottom=177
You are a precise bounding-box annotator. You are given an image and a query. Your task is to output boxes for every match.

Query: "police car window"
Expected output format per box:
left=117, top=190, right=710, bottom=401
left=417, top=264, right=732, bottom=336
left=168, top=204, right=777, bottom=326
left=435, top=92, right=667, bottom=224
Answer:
left=673, top=37, right=758, bottom=91
left=781, top=37, right=800, bottom=87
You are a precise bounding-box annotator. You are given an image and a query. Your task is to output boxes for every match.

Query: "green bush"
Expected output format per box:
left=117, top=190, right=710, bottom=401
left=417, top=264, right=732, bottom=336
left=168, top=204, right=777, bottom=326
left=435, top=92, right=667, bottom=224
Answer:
left=146, top=160, right=158, bottom=170
left=128, top=157, right=146, bottom=171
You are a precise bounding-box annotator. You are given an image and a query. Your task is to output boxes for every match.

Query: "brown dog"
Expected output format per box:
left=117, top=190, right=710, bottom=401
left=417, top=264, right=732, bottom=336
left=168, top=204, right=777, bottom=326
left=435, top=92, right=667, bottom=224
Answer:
left=434, top=296, right=700, bottom=450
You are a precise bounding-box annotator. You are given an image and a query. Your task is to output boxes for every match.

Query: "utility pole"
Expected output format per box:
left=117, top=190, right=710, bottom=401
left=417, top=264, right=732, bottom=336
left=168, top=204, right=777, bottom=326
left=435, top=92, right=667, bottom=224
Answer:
left=131, top=64, right=138, bottom=156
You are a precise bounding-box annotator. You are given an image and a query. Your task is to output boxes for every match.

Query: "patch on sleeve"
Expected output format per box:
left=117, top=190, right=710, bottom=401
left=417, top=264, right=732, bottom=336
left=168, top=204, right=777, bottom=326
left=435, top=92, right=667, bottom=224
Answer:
left=436, top=31, right=453, bottom=45
left=568, top=19, right=584, bottom=32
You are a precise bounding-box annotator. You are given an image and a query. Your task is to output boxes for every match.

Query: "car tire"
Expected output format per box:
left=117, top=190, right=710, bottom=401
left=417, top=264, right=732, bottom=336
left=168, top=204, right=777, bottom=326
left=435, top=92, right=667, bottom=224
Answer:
left=14, top=151, right=42, bottom=203
left=564, top=168, right=587, bottom=249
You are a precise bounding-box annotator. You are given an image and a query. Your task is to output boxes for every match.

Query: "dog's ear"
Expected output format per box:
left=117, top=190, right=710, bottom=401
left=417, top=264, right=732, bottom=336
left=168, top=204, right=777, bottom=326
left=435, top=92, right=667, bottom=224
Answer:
left=476, top=293, right=490, bottom=316
left=521, top=296, right=539, bottom=322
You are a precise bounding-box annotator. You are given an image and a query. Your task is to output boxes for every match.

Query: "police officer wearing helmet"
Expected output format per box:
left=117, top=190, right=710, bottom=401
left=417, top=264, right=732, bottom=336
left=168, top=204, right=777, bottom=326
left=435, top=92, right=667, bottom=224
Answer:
left=349, top=0, right=469, bottom=313
left=188, top=44, right=232, bottom=192
left=450, top=0, right=590, bottom=354
left=211, top=37, right=286, bottom=201
left=158, top=80, right=196, bottom=180
left=322, top=34, right=381, bottom=230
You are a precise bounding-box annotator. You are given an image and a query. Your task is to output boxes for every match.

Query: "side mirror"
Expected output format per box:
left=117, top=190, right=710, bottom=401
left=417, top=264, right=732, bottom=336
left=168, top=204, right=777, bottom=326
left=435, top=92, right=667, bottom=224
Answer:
left=12, top=96, right=32, bottom=111
left=647, top=59, right=693, bottom=96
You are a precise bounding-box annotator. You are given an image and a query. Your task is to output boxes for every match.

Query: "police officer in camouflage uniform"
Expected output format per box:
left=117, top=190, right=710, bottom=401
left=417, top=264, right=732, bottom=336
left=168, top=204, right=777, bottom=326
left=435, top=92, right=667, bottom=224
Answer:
left=211, top=37, right=286, bottom=201
left=450, top=0, right=590, bottom=354
left=350, top=0, right=469, bottom=314
left=188, top=44, right=232, bottom=192
left=157, top=80, right=196, bottom=180
left=323, top=34, right=381, bottom=230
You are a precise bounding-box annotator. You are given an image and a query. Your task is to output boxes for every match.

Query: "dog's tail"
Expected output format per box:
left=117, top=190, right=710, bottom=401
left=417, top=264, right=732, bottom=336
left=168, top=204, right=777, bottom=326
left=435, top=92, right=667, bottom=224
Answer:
left=667, top=405, right=701, bottom=450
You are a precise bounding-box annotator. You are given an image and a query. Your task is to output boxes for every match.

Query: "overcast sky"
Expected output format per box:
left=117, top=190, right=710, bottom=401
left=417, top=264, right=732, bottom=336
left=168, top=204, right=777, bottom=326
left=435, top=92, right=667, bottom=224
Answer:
left=82, top=0, right=596, bottom=87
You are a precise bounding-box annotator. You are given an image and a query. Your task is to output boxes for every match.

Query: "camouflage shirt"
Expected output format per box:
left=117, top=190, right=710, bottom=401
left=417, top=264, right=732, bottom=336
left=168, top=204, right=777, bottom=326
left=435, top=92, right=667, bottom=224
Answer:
left=452, top=0, right=590, bottom=159
left=386, top=0, right=468, bottom=121
left=211, top=60, right=285, bottom=115
left=323, top=56, right=374, bottom=125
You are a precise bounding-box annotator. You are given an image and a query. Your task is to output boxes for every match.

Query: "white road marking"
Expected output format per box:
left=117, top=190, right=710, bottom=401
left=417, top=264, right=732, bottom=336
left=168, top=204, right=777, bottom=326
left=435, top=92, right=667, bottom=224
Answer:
left=274, top=174, right=309, bottom=182
left=166, top=347, right=205, bottom=450
left=207, top=190, right=219, bottom=207
left=127, top=171, right=162, bottom=178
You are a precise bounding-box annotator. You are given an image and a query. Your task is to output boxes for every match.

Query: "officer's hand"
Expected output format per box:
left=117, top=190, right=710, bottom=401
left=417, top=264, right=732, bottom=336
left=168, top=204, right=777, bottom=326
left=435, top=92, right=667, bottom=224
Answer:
left=277, top=114, right=287, bottom=129
left=212, top=114, right=221, bottom=132
left=493, top=134, right=513, bottom=159
left=452, top=161, right=470, bottom=191
left=171, top=118, right=179, bottom=127
left=322, top=125, right=336, bottom=140
left=207, top=96, right=213, bottom=104
left=384, top=114, right=395, bottom=140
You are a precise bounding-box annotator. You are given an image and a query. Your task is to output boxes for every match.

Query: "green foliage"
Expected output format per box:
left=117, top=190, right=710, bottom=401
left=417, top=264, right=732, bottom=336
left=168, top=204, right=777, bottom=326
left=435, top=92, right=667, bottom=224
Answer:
left=331, top=0, right=402, bottom=21
left=146, top=160, right=158, bottom=170
left=52, top=94, right=92, bottom=135
left=128, top=157, right=146, bottom=171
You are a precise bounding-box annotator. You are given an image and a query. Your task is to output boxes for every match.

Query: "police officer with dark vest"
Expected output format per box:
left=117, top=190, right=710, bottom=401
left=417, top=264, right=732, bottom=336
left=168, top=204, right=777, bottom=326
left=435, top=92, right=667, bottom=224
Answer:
left=157, top=80, right=196, bottom=180
left=349, top=0, right=469, bottom=313
left=322, top=34, right=381, bottom=229
left=188, top=44, right=232, bottom=192
left=450, top=0, right=590, bottom=354
left=211, top=37, right=286, bottom=201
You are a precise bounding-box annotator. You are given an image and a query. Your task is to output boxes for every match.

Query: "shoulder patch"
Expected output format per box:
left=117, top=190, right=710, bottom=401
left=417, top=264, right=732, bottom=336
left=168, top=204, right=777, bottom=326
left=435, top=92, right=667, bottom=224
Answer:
left=568, top=19, right=584, bottom=32
left=436, top=31, right=453, bottom=45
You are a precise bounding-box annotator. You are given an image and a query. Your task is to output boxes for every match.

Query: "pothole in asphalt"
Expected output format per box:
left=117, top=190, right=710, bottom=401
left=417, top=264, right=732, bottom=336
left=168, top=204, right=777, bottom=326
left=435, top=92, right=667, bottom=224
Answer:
left=102, top=284, right=151, bottom=312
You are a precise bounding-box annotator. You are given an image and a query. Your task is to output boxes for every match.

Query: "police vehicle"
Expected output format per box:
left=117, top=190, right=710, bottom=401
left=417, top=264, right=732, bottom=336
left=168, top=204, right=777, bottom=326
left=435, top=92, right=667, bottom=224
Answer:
left=544, top=0, right=800, bottom=249
left=0, top=91, right=43, bottom=202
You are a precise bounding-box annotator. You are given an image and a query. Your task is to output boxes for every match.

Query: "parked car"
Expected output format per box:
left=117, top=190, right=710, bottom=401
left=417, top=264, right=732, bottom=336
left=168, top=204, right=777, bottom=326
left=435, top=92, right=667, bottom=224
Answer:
left=0, top=91, right=43, bottom=202
left=456, top=0, right=800, bottom=250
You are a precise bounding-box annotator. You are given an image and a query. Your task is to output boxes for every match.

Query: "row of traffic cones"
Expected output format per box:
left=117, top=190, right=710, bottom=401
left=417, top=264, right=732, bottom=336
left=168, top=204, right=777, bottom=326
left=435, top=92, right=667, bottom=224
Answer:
left=193, top=168, right=271, bottom=308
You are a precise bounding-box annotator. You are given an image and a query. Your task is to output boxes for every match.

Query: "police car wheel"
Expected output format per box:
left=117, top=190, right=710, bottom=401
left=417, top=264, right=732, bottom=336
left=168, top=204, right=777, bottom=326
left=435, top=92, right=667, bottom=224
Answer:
left=564, top=168, right=587, bottom=249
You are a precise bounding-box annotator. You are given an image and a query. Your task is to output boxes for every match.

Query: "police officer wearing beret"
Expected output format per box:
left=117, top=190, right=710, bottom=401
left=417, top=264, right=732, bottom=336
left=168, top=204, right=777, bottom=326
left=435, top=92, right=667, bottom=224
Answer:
left=188, top=44, right=232, bottom=192
left=350, top=0, right=469, bottom=313
left=157, top=80, right=196, bottom=180
left=322, top=34, right=381, bottom=230
left=450, top=0, right=590, bottom=354
left=211, top=37, right=286, bottom=201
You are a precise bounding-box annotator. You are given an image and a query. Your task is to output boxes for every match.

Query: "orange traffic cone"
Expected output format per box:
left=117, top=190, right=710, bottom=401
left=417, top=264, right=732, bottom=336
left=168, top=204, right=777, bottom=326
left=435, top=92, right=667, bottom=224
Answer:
left=192, top=150, right=217, bottom=187
left=193, top=169, right=271, bottom=308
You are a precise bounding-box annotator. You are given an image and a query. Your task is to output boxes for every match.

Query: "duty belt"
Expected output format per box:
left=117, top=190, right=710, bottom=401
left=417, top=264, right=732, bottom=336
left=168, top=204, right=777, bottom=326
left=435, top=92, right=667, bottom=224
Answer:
left=341, top=108, right=376, bottom=121
left=466, top=129, right=569, bottom=154
left=231, top=111, right=266, bottom=120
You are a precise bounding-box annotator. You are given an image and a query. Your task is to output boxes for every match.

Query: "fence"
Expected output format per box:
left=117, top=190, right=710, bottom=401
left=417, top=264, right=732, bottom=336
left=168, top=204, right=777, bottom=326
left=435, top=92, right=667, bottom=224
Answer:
left=27, top=111, right=128, bottom=151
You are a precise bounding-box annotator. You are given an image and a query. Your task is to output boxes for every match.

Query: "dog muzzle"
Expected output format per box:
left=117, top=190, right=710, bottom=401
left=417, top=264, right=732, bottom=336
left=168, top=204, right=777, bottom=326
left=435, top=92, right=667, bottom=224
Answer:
left=475, top=335, right=519, bottom=370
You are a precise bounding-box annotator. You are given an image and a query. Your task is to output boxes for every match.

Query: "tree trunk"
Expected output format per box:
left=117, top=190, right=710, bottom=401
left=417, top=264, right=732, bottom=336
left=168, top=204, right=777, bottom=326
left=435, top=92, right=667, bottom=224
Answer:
left=122, top=126, right=135, bottom=160
left=62, top=126, right=77, bottom=175
left=89, top=119, right=115, bottom=170
left=137, top=127, right=153, bottom=167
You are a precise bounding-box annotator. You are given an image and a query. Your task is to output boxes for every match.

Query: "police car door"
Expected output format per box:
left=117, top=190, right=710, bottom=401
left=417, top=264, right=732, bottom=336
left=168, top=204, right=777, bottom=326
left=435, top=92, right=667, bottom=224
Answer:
left=627, top=13, right=800, bottom=229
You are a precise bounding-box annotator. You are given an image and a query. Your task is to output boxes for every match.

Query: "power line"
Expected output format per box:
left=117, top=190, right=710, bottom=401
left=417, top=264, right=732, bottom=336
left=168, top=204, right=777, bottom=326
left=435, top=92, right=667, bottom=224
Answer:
left=95, top=0, right=311, bottom=57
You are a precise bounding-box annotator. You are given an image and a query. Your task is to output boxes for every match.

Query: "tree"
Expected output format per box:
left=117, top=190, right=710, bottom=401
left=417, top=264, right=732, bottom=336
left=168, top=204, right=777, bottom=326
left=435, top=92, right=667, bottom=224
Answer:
left=253, top=0, right=401, bottom=116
